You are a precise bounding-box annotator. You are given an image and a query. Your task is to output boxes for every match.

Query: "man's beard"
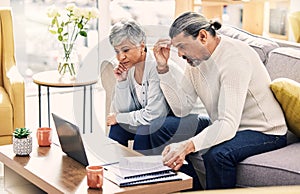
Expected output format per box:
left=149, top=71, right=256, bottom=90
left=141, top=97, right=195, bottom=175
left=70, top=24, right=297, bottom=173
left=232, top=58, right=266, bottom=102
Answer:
left=183, top=56, right=208, bottom=67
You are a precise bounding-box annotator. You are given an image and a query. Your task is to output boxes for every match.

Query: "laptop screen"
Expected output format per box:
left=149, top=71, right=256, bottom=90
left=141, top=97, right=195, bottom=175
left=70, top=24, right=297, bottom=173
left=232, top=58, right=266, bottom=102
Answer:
left=52, top=113, right=89, bottom=166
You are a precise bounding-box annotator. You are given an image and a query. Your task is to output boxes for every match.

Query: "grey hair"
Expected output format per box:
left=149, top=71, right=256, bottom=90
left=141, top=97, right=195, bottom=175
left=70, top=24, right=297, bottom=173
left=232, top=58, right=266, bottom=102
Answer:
left=109, top=19, right=146, bottom=47
left=169, top=12, right=221, bottom=39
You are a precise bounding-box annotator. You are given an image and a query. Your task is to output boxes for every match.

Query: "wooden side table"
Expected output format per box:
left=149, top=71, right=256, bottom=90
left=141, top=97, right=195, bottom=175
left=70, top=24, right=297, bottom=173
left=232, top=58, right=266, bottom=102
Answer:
left=32, top=70, right=98, bottom=134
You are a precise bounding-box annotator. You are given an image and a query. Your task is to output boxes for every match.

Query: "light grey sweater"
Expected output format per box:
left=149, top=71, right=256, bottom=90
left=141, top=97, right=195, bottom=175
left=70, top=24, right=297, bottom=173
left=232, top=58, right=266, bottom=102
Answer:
left=113, top=52, right=170, bottom=127
left=159, top=35, right=287, bottom=152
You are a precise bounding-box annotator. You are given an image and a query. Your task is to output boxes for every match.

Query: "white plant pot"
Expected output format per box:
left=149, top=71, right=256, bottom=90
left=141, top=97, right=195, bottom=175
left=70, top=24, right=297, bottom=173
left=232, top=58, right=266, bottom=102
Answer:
left=13, top=136, right=32, bottom=156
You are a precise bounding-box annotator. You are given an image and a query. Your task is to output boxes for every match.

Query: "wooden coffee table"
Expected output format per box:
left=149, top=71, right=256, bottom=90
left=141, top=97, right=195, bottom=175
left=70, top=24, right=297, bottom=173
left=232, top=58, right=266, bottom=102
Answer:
left=0, top=137, right=192, bottom=194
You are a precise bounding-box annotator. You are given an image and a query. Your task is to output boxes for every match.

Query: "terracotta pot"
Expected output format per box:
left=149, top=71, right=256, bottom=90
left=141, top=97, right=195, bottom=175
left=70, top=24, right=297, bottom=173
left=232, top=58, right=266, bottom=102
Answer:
left=13, top=136, right=32, bottom=156
left=36, top=127, right=52, bottom=147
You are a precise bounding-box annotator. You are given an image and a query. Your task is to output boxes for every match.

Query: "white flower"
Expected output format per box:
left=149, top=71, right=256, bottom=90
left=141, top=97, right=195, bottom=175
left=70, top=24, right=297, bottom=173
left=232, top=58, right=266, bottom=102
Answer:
left=72, top=7, right=83, bottom=19
left=81, top=8, right=90, bottom=20
left=90, top=7, right=100, bottom=19
left=65, top=3, right=76, bottom=12
left=47, top=4, right=100, bottom=62
left=46, top=5, right=60, bottom=18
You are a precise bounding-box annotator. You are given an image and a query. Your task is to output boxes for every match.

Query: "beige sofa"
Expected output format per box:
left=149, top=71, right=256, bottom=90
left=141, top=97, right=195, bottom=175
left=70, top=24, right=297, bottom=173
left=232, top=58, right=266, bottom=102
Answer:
left=99, top=24, right=300, bottom=188
left=188, top=25, right=300, bottom=188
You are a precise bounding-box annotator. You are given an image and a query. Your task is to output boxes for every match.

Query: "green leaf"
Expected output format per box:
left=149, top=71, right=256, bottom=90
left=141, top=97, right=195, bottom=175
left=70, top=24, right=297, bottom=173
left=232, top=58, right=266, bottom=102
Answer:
left=13, top=128, right=31, bottom=138
left=49, top=29, right=57, bottom=34
left=63, top=32, right=68, bottom=36
left=79, top=31, right=87, bottom=37
left=51, top=18, right=56, bottom=25
left=58, top=35, right=63, bottom=41
left=78, top=23, right=83, bottom=29
left=58, top=27, right=63, bottom=33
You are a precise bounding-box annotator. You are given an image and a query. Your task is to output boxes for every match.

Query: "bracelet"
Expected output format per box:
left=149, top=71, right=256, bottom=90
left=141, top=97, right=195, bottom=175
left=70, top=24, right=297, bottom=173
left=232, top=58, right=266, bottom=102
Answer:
left=156, top=65, right=169, bottom=74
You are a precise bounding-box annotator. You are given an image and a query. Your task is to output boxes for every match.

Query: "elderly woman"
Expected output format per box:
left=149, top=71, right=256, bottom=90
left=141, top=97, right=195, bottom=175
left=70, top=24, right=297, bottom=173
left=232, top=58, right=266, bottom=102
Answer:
left=106, top=19, right=170, bottom=154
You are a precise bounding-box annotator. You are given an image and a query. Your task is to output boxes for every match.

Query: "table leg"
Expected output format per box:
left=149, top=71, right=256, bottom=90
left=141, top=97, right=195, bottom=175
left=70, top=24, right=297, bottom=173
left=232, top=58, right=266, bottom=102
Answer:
left=38, top=85, right=41, bottom=128
left=90, top=85, right=93, bottom=133
left=47, top=87, right=50, bottom=128
left=83, top=86, right=86, bottom=134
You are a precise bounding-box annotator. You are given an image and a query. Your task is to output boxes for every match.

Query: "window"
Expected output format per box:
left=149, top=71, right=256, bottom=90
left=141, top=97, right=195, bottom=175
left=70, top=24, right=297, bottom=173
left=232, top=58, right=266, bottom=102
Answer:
left=11, top=0, right=98, bottom=82
left=12, top=0, right=175, bottom=84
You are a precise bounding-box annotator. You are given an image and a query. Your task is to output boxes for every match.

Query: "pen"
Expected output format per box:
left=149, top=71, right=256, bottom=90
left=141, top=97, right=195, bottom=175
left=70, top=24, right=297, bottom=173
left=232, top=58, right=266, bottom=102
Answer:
left=101, top=162, right=119, bottom=167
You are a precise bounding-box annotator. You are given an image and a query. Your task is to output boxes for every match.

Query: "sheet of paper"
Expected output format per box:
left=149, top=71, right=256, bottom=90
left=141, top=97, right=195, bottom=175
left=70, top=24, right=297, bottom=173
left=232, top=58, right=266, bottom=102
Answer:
left=105, top=155, right=172, bottom=179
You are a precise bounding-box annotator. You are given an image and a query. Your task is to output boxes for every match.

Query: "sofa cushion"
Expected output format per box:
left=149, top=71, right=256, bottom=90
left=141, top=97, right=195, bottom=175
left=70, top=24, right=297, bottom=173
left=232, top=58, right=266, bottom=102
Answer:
left=237, top=142, right=300, bottom=187
left=266, top=47, right=300, bottom=83
left=218, top=25, right=279, bottom=64
left=270, top=78, right=300, bottom=138
left=188, top=143, right=300, bottom=188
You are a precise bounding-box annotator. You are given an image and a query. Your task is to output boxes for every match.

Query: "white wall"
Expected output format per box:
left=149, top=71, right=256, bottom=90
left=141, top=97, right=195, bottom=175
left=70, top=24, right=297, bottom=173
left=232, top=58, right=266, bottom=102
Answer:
left=0, top=0, right=10, bottom=6
left=290, top=0, right=300, bottom=13
left=98, top=0, right=111, bottom=41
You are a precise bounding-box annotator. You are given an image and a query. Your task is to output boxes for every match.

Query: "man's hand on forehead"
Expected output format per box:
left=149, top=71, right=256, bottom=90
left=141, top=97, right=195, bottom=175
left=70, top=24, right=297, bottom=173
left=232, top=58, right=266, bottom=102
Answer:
left=153, top=39, right=172, bottom=74
left=153, top=39, right=171, bottom=52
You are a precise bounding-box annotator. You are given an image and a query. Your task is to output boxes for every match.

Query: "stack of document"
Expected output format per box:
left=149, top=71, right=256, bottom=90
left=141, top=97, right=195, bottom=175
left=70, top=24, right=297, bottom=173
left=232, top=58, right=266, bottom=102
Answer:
left=104, top=155, right=182, bottom=187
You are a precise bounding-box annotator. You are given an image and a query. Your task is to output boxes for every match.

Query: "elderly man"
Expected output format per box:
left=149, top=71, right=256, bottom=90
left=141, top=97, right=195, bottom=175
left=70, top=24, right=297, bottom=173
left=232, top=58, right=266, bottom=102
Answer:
left=153, top=12, right=287, bottom=189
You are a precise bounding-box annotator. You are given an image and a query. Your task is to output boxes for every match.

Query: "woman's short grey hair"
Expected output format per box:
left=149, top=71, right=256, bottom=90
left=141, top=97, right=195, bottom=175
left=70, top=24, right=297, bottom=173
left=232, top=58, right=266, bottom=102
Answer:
left=109, top=19, right=146, bottom=47
left=169, top=12, right=221, bottom=39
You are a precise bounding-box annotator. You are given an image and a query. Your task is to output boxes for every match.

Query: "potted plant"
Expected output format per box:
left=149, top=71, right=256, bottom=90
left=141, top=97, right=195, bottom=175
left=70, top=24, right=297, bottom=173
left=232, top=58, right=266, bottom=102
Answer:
left=13, top=128, right=32, bottom=156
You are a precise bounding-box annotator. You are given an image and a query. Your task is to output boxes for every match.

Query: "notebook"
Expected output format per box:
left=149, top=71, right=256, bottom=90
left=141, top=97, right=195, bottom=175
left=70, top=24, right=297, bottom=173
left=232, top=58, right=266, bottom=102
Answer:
left=104, top=155, right=182, bottom=187
left=52, top=113, right=119, bottom=167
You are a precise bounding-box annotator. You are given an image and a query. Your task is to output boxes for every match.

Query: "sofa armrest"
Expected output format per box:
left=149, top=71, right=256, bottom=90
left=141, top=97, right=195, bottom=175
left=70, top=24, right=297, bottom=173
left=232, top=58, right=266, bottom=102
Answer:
left=0, top=8, right=25, bottom=130
left=3, top=61, right=25, bottom=129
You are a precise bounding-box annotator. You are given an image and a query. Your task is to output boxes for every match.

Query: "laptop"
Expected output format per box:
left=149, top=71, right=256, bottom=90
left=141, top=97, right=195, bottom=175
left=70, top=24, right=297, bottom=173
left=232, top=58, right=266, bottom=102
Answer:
left=52, top=113, right=139, bottom=167
left=52, top=113, right=90, bottom=166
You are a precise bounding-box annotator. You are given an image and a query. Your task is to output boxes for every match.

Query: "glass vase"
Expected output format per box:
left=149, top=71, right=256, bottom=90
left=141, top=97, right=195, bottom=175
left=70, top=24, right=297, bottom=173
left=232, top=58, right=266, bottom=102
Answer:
left=57, top=43, right=78, bottom=81
left=58, top=59, right=77, bottom=80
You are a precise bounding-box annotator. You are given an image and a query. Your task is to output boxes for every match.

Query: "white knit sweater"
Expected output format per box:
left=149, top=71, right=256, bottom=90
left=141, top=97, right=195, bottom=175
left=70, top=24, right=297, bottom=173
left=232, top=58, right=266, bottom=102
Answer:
left=159, top=35, right=287, bottom=152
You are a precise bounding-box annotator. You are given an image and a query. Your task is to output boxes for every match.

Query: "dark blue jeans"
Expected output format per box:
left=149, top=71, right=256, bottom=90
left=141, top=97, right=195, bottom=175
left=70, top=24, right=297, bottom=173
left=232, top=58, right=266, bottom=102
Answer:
left=149, top=114, right=210, bottom=155
left=149, top=115, right=287, bottom=190
left=202, top=130, right=287, bottom=189
left=108, top=124, right=152, bottom=155
left=149, top=114, right=210, bottom=190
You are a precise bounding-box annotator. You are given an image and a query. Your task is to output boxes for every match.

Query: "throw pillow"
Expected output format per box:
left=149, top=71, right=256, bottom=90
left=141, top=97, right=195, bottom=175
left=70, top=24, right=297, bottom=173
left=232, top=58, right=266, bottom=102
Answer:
left=270, top=78, right=300, bottom=137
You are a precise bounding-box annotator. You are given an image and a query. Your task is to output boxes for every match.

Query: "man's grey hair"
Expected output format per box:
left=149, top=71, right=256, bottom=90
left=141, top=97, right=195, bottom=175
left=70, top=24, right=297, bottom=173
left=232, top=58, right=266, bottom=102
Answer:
left=109, top=19, right=146, bottom=47
left=169, top=12, right=221, bottom=39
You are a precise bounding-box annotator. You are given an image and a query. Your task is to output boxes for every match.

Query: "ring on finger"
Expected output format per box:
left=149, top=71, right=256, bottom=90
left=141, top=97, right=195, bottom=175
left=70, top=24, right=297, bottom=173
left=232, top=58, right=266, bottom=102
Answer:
left=173, top=162, right=177, bottom=166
